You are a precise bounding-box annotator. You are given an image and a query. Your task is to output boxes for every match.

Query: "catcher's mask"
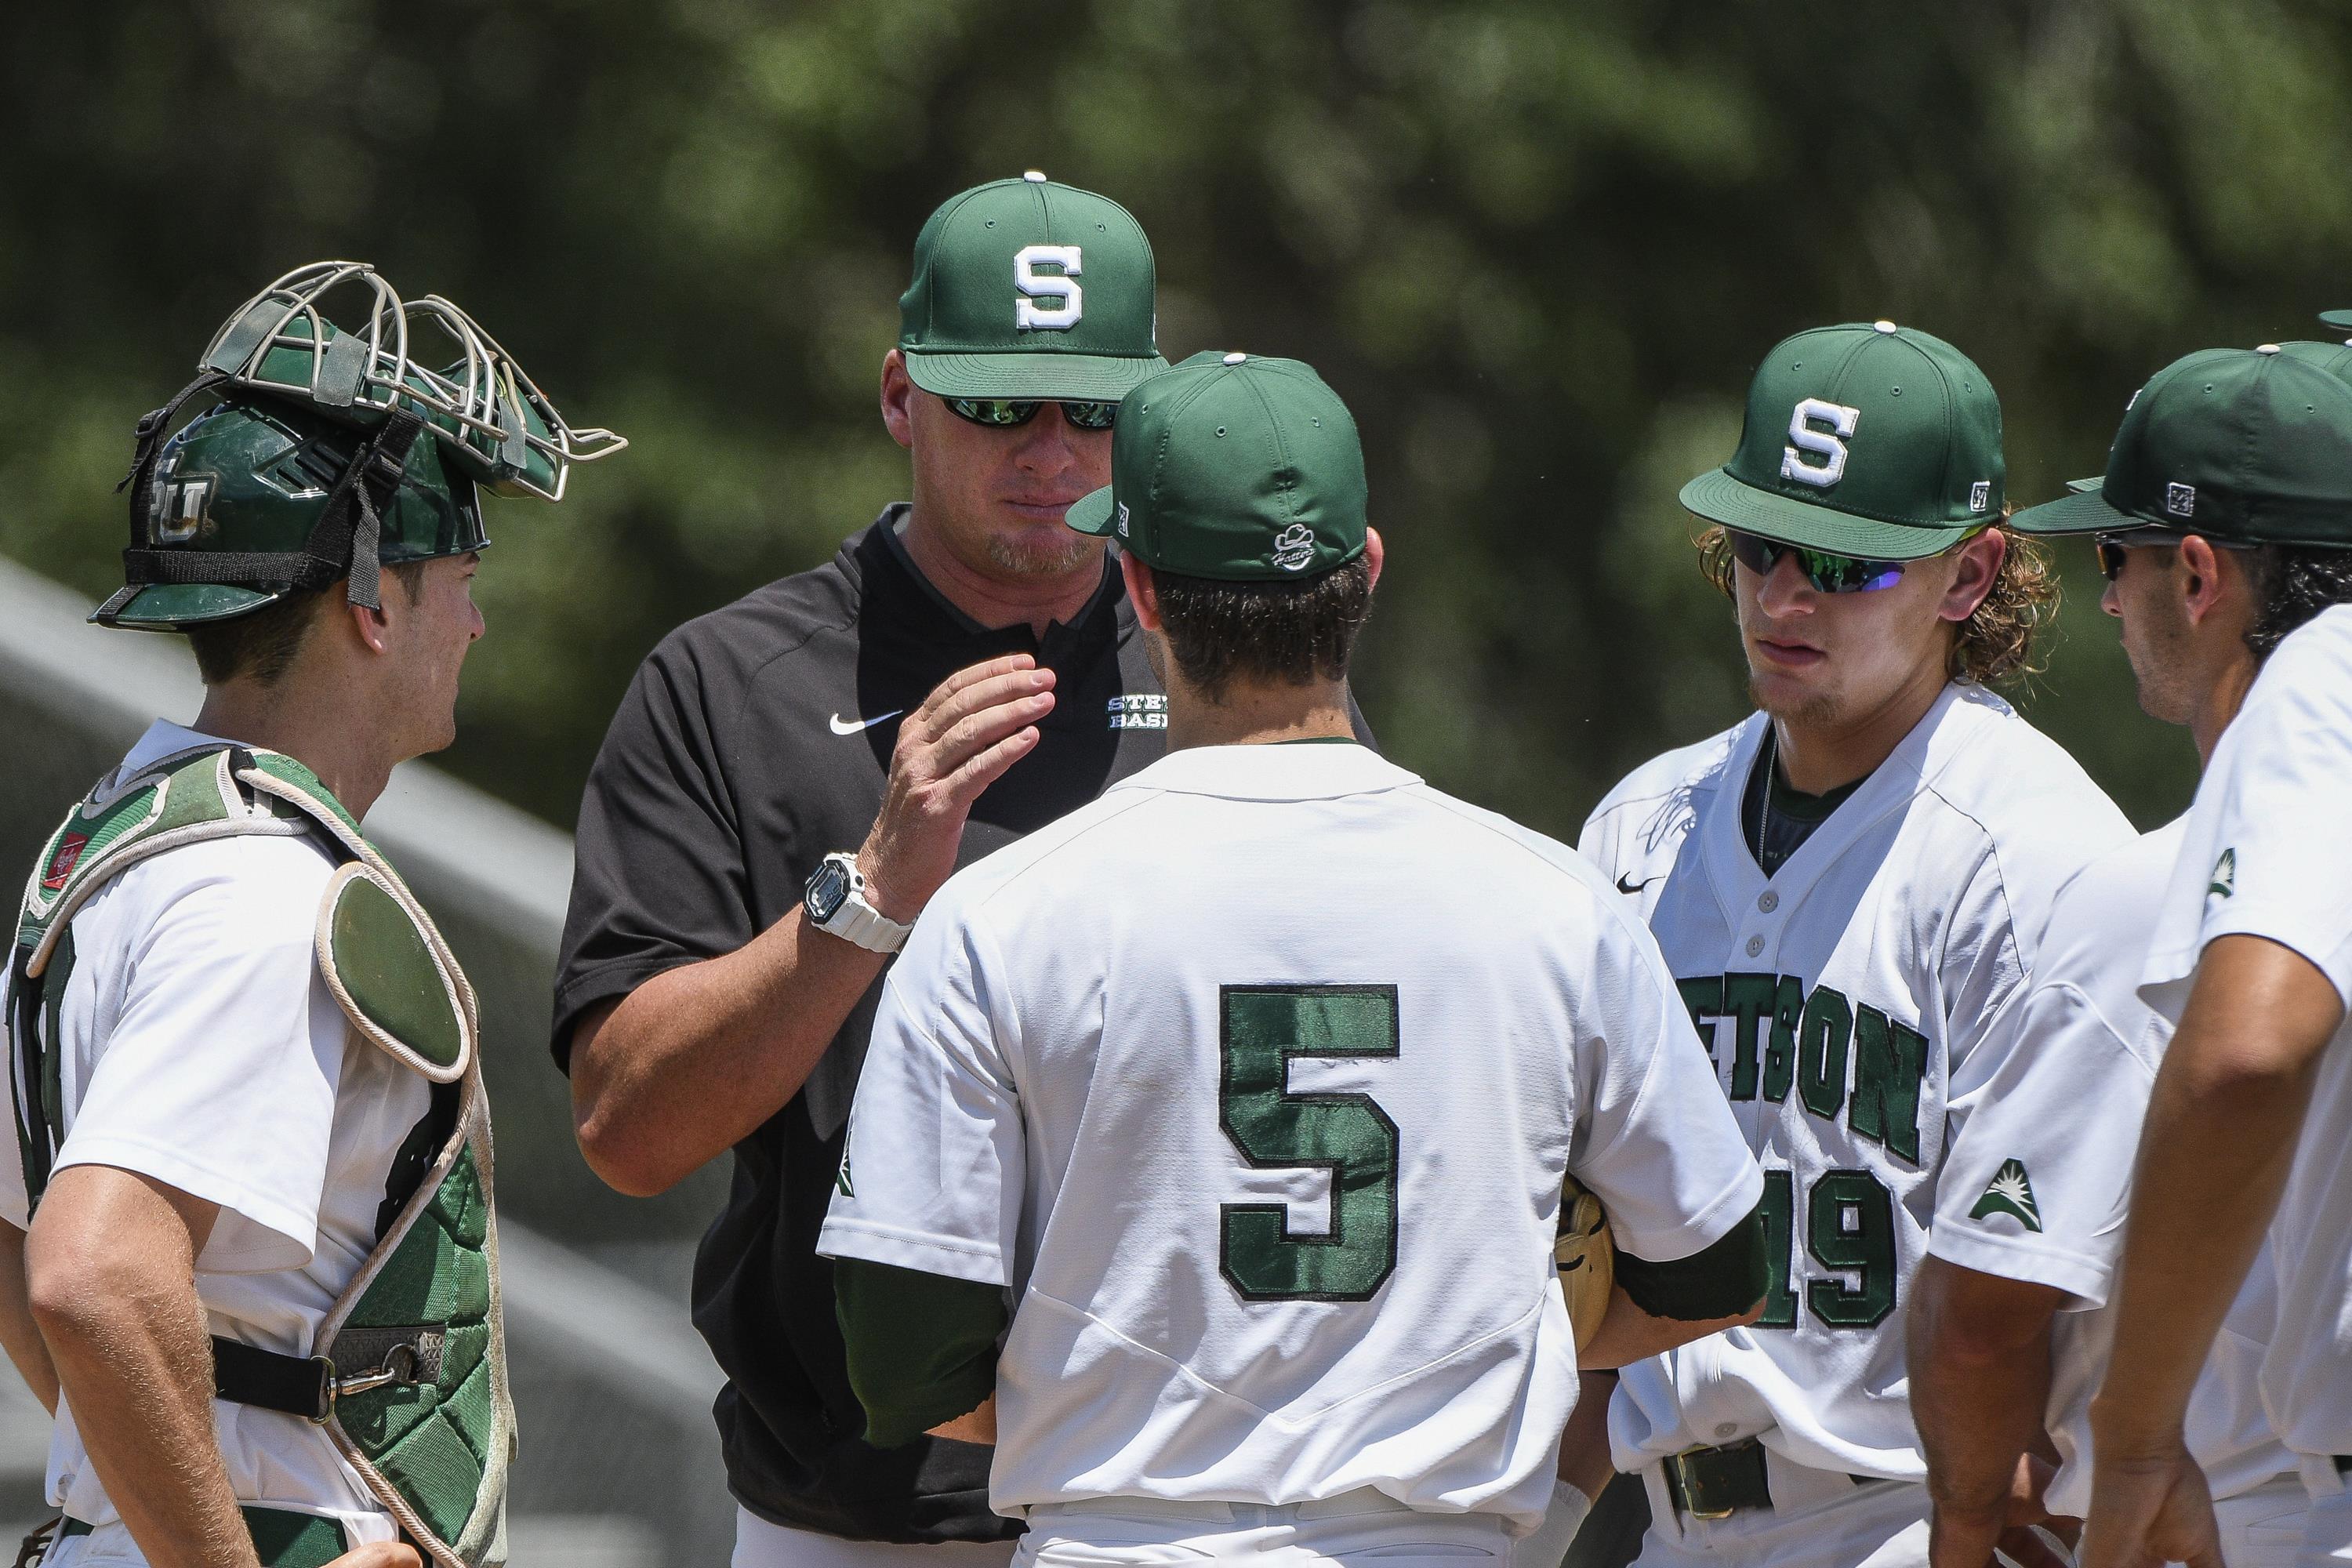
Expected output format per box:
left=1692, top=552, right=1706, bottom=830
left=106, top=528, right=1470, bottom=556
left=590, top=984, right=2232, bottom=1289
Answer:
left=95, top=261, right=625, bottom=630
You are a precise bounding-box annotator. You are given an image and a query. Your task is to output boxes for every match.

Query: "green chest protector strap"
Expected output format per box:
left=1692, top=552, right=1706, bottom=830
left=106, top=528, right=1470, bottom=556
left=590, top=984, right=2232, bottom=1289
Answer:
left=9, top=745, right=514, bottom=1568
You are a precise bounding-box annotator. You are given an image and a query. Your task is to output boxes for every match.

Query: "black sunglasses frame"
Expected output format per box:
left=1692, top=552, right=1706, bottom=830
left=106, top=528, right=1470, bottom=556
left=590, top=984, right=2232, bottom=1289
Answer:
left=945, top=397, right=1120, bottom=432
left=2092, top=527, right=2260, bottom=582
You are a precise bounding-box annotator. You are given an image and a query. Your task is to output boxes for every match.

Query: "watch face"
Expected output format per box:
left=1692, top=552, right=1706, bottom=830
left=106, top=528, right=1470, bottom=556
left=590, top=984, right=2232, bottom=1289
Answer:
left=806, top=860, right=851, bottom=923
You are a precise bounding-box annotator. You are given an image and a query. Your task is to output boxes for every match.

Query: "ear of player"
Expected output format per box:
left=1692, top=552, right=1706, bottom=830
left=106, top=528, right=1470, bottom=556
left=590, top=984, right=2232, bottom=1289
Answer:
left=1065, top=350, right=1369, bottom=581
left=93, top=260, right=626, bottom=631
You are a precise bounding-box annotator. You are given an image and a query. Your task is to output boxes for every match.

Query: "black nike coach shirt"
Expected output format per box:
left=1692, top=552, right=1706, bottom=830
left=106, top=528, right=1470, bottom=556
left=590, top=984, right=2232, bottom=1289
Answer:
left=555, top=506, right=1192, bottom=1544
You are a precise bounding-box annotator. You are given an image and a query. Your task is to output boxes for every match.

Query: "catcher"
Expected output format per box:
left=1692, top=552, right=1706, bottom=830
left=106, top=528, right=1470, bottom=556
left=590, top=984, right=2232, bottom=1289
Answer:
left=0, top=263, right=621, bottom=1566
left=815, top=350, right=1769, bottom=1567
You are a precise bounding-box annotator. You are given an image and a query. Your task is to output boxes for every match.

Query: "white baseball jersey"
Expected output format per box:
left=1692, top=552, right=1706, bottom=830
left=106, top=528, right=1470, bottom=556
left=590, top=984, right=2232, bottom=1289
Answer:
left=816, top=742, right=1766, bottom=1532
left=1929, top=821, right=2292, bottom=1519
left=1579, top=683, right=2133, bottom=1479
left=2140, top=604, right=2352, bottom=1462
left=0, top=721, right=415, bottom=1551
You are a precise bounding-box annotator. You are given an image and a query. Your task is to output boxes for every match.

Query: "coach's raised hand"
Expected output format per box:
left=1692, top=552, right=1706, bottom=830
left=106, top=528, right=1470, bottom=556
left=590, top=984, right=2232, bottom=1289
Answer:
left=570, top=654, right=1052, bottom=1198
left=858, top=655, right=1054, bottom=920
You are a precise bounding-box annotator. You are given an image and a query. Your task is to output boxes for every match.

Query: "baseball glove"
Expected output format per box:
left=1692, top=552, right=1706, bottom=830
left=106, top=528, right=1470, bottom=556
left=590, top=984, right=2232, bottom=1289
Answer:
left=1555, top=1172, right=1616, bottom=1354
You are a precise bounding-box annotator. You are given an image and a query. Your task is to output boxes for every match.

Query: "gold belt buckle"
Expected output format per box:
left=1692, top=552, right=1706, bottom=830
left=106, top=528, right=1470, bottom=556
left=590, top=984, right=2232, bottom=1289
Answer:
left=1664, top=1448, right=1737, bottom=1522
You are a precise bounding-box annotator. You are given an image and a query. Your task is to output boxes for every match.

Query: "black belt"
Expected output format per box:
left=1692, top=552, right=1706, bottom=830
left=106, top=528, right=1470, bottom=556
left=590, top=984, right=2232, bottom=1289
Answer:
left=11, top=1518, right=88, bottom=1568
left=9, top=1344, right=433, bottom=1563
left=1660, top=1439, right=1883, bottom=1521
left=211, top=1330, right=441, bottom=1424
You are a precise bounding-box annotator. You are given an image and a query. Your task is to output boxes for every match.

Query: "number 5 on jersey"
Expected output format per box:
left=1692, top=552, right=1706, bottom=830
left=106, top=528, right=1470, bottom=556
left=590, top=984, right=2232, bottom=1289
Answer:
left=1218, top=985, right=1399, bottom=1303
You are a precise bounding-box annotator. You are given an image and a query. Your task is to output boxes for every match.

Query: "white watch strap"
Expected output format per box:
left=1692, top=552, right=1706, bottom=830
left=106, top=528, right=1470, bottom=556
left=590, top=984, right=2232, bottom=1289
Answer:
left=825, top=892, right=909, bottom=953
left=815, top=856, right=911, bottom=953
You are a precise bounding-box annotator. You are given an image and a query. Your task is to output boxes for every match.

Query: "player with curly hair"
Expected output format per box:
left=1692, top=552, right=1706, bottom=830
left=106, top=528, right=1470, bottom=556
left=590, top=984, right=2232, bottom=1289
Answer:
left=1564, top=321, right=2134, bottom=1568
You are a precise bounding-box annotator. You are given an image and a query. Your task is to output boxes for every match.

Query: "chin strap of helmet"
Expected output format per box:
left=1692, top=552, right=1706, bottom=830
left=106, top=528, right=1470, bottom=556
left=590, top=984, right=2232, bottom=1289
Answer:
left=114, top=371, right=230, bottom=528
left=116, top=382, right=426, bottom=610
left=303, top=406, right=425, bottom=609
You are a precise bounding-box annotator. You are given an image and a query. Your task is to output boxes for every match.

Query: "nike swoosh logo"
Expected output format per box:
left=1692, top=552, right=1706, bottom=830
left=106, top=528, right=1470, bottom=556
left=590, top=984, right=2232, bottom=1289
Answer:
left=1616, top=873, right=1661, bottom=895
left=829, top=710, right=905, bottom=736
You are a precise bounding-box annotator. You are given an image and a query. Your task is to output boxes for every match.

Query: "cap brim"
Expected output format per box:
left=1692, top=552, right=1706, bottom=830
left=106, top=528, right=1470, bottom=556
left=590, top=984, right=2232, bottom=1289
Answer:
left=1065, top=485, right=1117, bottom=536
left=2009, top=485, right=2133, bottom=536
left=2321, top=309, right=2352, bottom=331
left=1678, top=468, right=1976, bottom=559
left=904, top=350, right=1168, bottom=401
left=89, top=583, right=283, bottom=630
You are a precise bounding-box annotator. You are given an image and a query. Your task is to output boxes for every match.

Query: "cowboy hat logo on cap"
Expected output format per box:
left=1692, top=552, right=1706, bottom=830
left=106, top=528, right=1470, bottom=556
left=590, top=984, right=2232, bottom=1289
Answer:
left=1273, top=523, right=1317, bottom=572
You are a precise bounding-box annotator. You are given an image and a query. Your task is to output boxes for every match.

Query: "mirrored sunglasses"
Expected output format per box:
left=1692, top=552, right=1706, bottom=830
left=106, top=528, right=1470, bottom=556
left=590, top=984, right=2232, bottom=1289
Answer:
left=1726, top=529, right=1909, bottom=593
left=946, top=397, right=1119, bottom=432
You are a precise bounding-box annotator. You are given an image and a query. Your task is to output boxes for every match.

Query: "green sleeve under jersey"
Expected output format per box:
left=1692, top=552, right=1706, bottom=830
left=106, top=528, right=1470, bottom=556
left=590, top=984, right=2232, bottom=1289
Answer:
left=1615, top=1196, right=1770, bottom=1320
left=833, top=1258, right=1007, bottom=1448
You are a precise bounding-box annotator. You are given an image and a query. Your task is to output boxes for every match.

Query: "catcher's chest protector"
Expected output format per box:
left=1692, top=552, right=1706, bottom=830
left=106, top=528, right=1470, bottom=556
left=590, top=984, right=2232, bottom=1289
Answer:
left=9, top=746, right=514, bottom=1567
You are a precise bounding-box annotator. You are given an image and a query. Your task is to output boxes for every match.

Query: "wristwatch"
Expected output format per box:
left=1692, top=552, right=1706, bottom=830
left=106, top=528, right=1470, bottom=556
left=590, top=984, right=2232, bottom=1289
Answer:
left=803, top=852, right=911, bottom=953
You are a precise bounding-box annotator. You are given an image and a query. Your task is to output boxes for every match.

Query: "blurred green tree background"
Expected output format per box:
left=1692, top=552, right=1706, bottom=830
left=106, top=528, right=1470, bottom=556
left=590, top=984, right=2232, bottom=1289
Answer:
left=8, top=0, right=2350, bottom=836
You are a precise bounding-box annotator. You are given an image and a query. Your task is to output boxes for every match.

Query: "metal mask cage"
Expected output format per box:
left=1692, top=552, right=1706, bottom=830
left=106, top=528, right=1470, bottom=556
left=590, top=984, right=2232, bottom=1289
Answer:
left=196, top=261, right=626, bottom=502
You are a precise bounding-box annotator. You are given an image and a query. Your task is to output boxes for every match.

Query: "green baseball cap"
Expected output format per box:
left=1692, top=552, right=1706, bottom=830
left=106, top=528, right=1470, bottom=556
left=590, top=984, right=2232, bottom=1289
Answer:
left=2319, top=308, right=2352, bottom=332
left=1680, top=321, right=2004, bottom=561
left=2012, top=346, right=2352, bottom=547
left=2279, top=336, right=2352, bottom=383
left=2045, top=338, right=2352, bottom=502
left=898, top=172, right=1166, bottom=402
left=1064, top=351, right=1367, bottom=582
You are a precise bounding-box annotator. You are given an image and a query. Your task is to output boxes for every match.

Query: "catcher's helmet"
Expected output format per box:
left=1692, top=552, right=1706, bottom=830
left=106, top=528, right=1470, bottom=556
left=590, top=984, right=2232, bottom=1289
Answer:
left=95, top=396, right=488, bottom=630
left=93, top=260, right=624, bottom=631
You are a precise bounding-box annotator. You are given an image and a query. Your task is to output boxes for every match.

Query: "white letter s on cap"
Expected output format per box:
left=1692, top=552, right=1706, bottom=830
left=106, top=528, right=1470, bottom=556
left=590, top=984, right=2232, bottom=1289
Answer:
left=1780, top=397, right=1860, bottom=488
left=1014, top=245, right=1083, bottom=330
